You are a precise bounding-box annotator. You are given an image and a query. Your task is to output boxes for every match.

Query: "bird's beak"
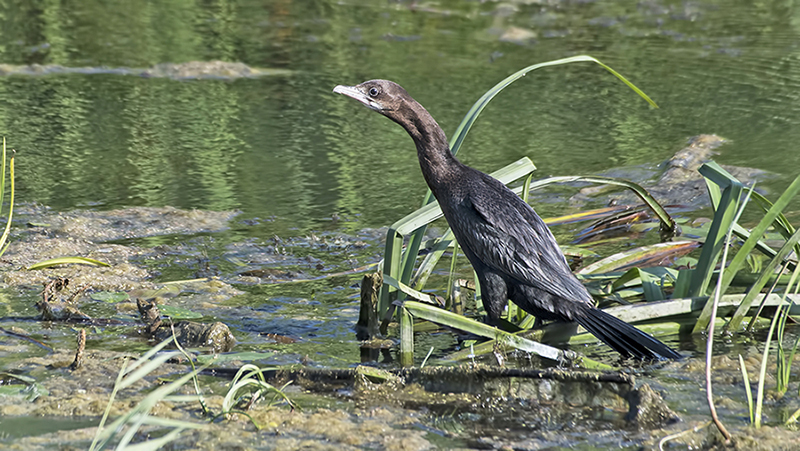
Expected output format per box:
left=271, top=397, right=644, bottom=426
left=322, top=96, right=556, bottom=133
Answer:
left=333, top=84, right=382, bottom=111
left=333, top=85, right=360, bottom=98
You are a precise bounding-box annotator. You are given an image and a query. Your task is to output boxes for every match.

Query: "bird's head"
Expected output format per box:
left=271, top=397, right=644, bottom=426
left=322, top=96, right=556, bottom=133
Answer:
left=333, top=79, right=410, bottom=119
left=334, top=79, right=448, bottom=151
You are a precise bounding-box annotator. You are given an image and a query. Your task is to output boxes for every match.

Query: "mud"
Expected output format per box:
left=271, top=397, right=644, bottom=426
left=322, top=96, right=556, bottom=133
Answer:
left=0, top=206, right=241, bottom=291
left=0, top=206, right=246, bottom=357
left=0, top=347, right=678, bottom=450
left=0, top=350, right=431, bottom=450
left=0, top=61, right=292, bottom=80
left=7, top=341, right=798, bottom=450
left=0, top=202, right=796, bottom=449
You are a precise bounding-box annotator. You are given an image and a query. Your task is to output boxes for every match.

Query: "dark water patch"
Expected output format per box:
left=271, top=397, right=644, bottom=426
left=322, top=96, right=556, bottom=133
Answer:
left=0, top=416, right=97, bottom=440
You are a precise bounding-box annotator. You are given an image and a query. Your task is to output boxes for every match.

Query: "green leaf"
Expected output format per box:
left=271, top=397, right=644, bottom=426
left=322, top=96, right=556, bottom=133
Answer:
left=27, top=256, right=110, bottom=270
left=383, top=275, right=612, bottom=369
left=90, top=291, right=130, bottom=303
left=448, top=55, right=656, bottom=158
left=718, top=175, right=800, bottom=297
left=195, top=352, right=273, bottom=364
left=690, top=163, right=743, bottom=333
left=0, top=139, right=14, bottom=259
left=726, top=227, right=800, bottom=332
left=738, top=354, right=754, bottom=425
left=402, top=300, right=612, bottom=370
left=158, top=305, right=203, bottom=320
left=607, top=267, right=674, bottom=302
left=0, top=386, right=25, bottom=396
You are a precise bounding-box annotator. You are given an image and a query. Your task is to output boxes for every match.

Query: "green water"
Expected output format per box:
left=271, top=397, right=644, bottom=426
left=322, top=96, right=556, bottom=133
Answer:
left=1, top=1, right=800, bottom=447
left=0, top=0, right=798, bottom=238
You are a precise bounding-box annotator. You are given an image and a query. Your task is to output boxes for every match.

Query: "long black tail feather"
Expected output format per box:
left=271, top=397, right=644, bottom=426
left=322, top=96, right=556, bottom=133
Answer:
left=574, top=306, right=681, bottom=360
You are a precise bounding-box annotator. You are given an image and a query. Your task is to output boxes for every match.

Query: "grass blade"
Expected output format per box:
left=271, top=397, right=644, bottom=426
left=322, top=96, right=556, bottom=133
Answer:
left=0, top=140, right=13, bottom=257
left=727, top=227, right=800, bottom=332
left=27, top=256, right=110, bottom=270
left=691, top=163, right=743, bottom=332
left=527, top=175, right=674, bottom=234
left=384, top=274, right=612, bottom=369
left=738, top=354, right=754, bottom=425
left=579, top=241, right=698, bottom=275
left=716, top=176, right=800, bottom=300
left=754, top=267, right=800, bottom=428
left=449, top=55, right=656, bottom=157
left=402, top=300, right=612, bottom=370
left=702, top=181, right=750, bottom=441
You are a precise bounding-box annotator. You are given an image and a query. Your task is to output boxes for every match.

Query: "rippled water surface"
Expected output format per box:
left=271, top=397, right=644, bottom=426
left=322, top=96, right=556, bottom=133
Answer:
left=1, top=0, right=798, bottom=232
left=2, top=0, right=800, bottom=449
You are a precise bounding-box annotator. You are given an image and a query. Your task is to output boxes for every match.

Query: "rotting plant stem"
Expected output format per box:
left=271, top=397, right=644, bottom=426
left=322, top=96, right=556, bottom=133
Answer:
left=69, top=329, right=86, bottom=371
left=705, top=294, right=731, bottom=441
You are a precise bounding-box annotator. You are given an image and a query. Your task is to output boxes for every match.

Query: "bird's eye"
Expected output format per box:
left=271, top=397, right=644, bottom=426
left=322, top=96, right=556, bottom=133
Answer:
left=368, top=87, right=379, bottom=97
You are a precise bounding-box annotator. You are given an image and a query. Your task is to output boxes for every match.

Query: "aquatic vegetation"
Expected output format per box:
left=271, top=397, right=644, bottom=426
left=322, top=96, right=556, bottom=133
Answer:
left=90, top=336, right=294, bottom=450
left=0, top=138, right=14, bottom=258
left=89, top=338, right=208, bottom=451
left=27, top=256, right=110, bottom=270
left=375, top=56, right=663, bottom=367
left=363, top=58, right=800, bottom=442
left=220, top=364, right=295, bottom=421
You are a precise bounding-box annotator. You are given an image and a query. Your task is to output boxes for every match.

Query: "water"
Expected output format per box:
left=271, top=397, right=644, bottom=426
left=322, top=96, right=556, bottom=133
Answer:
left=0, top=0, right=798, bottom=236
left=1, top=0, right=800, bottom=448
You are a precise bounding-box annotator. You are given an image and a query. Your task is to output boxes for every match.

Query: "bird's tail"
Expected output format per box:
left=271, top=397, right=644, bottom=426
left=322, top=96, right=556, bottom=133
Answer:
left=574, top=306, right=681, bottom=360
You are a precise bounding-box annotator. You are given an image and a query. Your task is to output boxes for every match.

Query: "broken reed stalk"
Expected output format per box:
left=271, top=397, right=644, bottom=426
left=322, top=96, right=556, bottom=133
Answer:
left=69, top=329, right=87, bottom=371
left=705, top=262, right=732, bottom=441
left=356, top=273, right=381, bottom=340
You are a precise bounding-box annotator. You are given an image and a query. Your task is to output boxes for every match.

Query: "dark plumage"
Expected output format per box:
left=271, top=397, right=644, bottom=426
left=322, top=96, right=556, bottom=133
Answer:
left=334, top=80, right=680, bottom=360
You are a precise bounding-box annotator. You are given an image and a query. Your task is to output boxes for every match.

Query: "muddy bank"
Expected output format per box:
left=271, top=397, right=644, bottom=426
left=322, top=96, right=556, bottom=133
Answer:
left=0, top=204, right=380, bottom=357
left=0, top=349, right=424, bottom=450
left=0, top=206, right=241, bottom=291
left=5, top=342, right=798, bottom=450
left=0, top=206, right=249, bottom=357
left=0, top=347, right=673, bottom=450
left=0, top=61, right=292, bottom=80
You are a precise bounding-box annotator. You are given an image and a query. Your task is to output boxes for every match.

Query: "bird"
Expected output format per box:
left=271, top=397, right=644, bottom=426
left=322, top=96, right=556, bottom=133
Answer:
left=334, top=79, right=681, bottom=360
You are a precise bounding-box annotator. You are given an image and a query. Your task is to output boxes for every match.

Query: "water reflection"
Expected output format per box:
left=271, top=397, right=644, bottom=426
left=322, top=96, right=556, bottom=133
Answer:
left=0, top=0, right=799, bottom=235
left=0, top=2, right=799, bottom=447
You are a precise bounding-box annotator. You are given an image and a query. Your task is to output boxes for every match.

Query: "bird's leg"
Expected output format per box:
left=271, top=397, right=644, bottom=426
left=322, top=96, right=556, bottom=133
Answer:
left=476, top=272, right=508, bottom=322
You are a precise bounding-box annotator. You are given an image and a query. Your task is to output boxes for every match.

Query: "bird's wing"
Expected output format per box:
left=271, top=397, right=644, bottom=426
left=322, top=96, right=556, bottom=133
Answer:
left=450, top=173, right=591, bottom=302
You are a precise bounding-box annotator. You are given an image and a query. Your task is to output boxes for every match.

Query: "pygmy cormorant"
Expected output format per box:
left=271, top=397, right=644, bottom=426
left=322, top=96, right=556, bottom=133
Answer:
left=334, top=79, right=680, bottom=360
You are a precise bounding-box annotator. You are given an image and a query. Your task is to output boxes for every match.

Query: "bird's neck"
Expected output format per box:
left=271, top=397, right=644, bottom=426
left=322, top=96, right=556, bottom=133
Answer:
left=394, top=102, right=461, bottom=188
